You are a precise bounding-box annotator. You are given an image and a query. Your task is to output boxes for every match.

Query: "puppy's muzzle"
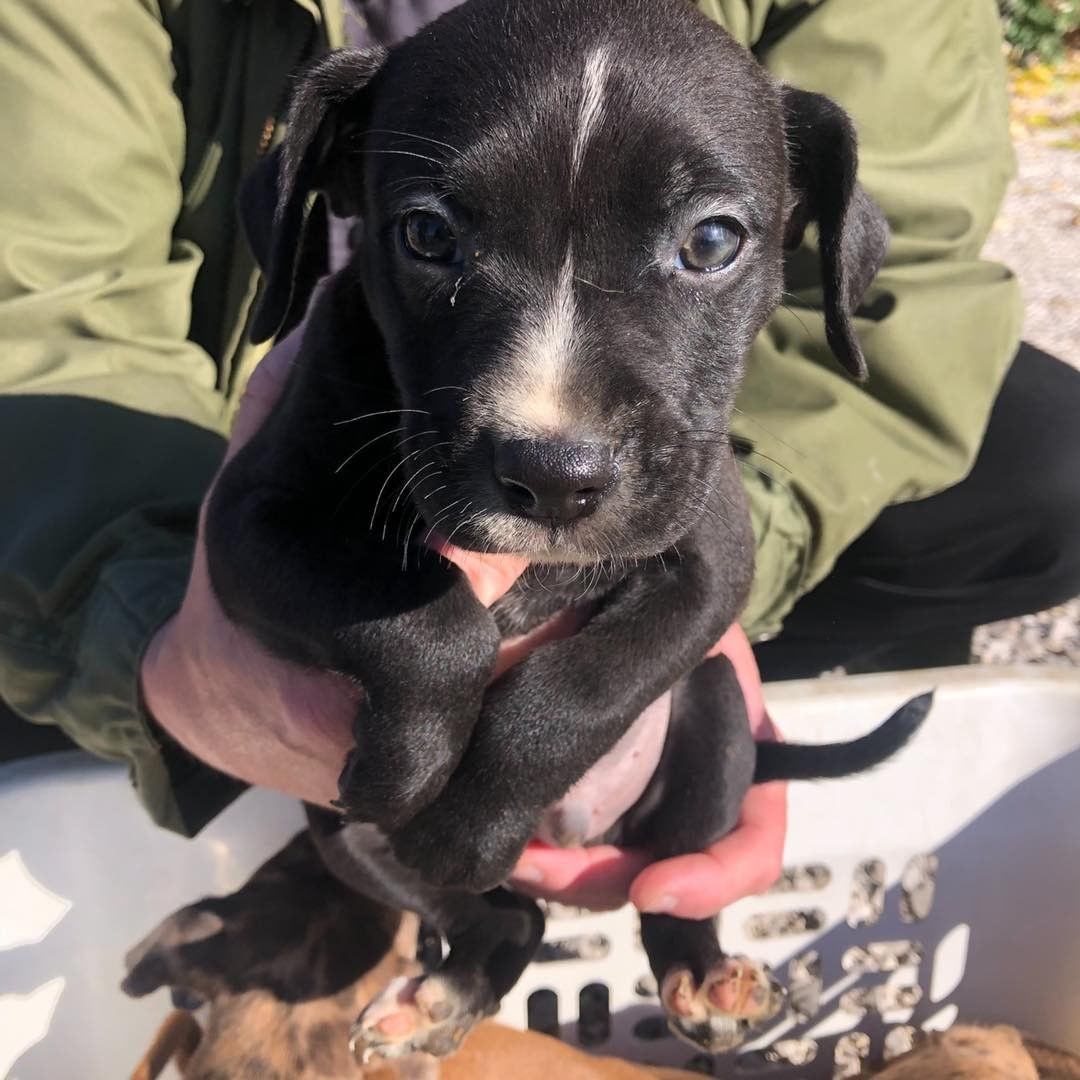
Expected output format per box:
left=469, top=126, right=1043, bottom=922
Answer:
left=494, top=438, right=618, bottom=524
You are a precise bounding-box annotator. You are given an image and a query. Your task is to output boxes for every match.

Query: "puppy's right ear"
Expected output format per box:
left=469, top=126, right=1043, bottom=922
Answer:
left=243, top=47, right=388, bottom=345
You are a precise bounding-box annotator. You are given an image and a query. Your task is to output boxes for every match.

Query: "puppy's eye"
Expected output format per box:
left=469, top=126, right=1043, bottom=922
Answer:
left=677, top=218, right=743, bottom=273
left=401, top=210, right=460, bottom=264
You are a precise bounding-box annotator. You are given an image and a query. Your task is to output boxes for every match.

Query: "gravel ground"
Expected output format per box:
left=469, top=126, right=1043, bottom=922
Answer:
left=983, top=58, right=1080, bottom=368
left=973, top=600, right=1080, bottom=667
left=983, top=140, right=1080, bottom=366
left=971, top=56, right=1079, bottom=668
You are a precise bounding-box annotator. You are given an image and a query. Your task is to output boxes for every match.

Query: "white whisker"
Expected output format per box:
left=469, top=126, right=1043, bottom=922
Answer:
left=364, top=128, right=463, bottom=156
left=334, top=408, right=431, bottom=426
left=391, top=458, right=441, bottom=515
left=333, top=425, right=404, bottom=474
left=370, top=442, right=450, bottom=534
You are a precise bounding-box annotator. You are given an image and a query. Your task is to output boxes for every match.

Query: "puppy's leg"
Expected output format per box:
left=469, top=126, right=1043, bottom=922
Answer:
left=311, top=811, right=545, bottom=1063
left=351, top=888, right=544, bottom=1063
left=627, top=655, right=784, bottom=1054
left=640, top=812, right=785, bottom=1053
left=207, top=472, right=500, bottom=828
left=642, top=917, right=784, bottom=1056
left=389, top=537, right=751, bottom=890
left=130, top=1010, right=202, bottom=1080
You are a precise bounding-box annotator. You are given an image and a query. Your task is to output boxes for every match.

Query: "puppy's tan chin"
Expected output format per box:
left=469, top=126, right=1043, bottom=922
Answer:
left=469, top=515, right=625, bottom=564
left=521, top=548, right=608, bottom=565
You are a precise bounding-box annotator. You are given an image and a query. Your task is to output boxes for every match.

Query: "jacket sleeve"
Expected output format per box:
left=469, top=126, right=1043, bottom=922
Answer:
left=0, top=0, right=244, bottom=833
left=697, top=0, right=1023, bottom=638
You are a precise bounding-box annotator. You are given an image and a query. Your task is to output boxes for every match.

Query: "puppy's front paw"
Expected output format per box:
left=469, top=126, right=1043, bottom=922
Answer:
left=660, top=956, right=784, bottom=1053
left=337, top=703, right=467, bottom=829
left=388, top=796, right=535, bottom=892
left=351, top=974, right=489, bottom=1063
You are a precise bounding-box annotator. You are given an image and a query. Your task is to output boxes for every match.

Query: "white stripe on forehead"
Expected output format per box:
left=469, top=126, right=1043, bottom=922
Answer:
left=571, top=46, right=610, bottom=180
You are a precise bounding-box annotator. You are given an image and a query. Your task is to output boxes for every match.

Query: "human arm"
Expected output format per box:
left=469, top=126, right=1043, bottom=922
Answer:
left=0, top=0, right=237, bottom=832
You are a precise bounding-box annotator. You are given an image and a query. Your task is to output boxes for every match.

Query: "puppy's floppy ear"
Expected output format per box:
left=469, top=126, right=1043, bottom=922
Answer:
left=781, top=87, right=889, bottom=382
left=243, top=47, right=388, bottom=345
left=121, top=831, right=402, bottom=1005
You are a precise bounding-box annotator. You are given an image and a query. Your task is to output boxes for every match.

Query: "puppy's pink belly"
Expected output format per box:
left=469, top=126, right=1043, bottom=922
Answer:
left=534, top=692, right=671, bottom=847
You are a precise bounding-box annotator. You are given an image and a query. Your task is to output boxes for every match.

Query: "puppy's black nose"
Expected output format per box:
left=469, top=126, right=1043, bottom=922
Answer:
left=495, top=439, right=616, bottom=523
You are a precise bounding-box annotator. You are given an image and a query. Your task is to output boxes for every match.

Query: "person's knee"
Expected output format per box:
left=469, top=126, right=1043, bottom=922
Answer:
left=1050, top=521, right=1080, bottom=602
left=986, top=349, right=1080, bottom=584
left=1023, top=503, right=1080, bottom=609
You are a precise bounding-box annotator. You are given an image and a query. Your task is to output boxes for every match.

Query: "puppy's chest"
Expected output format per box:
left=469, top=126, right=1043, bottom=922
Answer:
left=490, top=563, right=629, bottom=637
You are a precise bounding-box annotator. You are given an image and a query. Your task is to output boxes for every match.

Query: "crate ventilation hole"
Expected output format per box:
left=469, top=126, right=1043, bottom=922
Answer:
left=518, top=855, right=957, bottom=1075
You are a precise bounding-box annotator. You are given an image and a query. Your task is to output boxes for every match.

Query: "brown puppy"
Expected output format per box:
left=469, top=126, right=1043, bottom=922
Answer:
left=133, top=1013, right=1080, bottom=1080
left=133, top=1009, right=708, bottom=1080
left=871, top=1026, right=1080, bottom=1080
left=124, top=832, right=701, bottom=1080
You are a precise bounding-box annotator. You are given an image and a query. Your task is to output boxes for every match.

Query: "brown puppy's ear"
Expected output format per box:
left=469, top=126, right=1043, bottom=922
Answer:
left=781, top=87, right=890, bottom=382
left=122, top=903, right=227, bottom=1005
left=121, top=830, right=401, bottom=1005
left=243, top=47, right=388, bottom=345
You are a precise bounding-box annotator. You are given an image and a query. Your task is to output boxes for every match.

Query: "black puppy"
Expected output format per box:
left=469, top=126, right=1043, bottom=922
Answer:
left=205, top=0, right=926, bottom=1059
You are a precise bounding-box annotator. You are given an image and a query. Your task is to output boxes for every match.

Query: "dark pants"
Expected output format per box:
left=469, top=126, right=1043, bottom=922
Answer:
left=754, top=344, right=1080, bottom=680
left=4, top=345, right=1079, bottom=762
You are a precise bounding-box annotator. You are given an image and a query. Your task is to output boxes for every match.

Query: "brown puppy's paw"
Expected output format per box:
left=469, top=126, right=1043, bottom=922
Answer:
left=351, top=974, right=484, bottom=1063
left=659, top=956, right=784, bottom=1053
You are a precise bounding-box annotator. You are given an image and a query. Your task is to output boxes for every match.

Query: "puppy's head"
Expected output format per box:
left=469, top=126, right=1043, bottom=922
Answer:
left=122, top=832, right=403, bottom=1007
left=122, top=833, right=412, bottom=1079
left=254, top=0, right=888, bottom=562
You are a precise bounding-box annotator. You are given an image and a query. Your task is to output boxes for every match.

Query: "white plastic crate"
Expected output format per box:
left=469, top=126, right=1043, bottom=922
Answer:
left=2, top=666, right=1078, bottom=1078
left=498, top=666, right=1080, bottom=1076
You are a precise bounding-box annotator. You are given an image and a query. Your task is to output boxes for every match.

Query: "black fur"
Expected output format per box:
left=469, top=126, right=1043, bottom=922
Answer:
left=753, top=691, right=933, bottom=784
left=205, top=0, right=914, bottom=1055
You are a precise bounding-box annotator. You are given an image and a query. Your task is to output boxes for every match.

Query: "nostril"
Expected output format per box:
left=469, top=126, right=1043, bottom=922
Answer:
left=498, top=475, right=538, bottom=508
left=493, top=438, right=617, bottom=521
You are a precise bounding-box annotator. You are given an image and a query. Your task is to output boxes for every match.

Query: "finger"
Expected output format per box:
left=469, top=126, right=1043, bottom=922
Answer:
left=510, top=842, right=650, bottom=912
left=705, top=622, right=748, bottom=662
left=492, top=607, right=587, bottom=679
left=629, top=780, right=787, bottom=919
left=225, top=331, right=303, bottom=459
left=454, top=550, right=531, bottom=608
left=706, top=623, right=767, bottom=726
left=428, top=533, right=530, bottom=608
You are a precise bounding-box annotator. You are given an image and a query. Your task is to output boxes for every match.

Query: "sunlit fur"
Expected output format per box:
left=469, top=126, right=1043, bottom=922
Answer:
left=344, top=0, right=788, bottom=562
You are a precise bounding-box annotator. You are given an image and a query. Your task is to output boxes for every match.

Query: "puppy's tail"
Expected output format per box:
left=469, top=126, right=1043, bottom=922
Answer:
left=753, top=690, right=933, bottom=784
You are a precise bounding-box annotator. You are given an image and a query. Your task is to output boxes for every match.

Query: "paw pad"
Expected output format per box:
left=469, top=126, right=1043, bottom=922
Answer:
left=660, top=956, right=784, bottom=1054
left=351, top=974, right=478, bottom=1062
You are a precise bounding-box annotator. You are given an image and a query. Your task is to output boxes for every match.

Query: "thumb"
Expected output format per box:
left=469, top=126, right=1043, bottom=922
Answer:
left=429, top=535, right=529, bottom=609
left=224, top=330, right=303, bottom=461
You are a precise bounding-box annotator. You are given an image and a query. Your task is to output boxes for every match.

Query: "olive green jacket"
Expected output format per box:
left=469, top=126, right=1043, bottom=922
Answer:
left=0, top=0, right=1021, bottom=834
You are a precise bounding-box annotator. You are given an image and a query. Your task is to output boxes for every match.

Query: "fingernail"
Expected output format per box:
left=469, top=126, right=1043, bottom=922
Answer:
left=514, top=863, right=545, bottom=884
left=640, top=894, right=678, bottom=914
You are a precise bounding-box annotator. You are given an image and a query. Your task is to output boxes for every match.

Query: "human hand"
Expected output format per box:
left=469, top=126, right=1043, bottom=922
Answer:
left=140, top=331, right=529, bottom=806
left=509, top=623, right=787, bottom=919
